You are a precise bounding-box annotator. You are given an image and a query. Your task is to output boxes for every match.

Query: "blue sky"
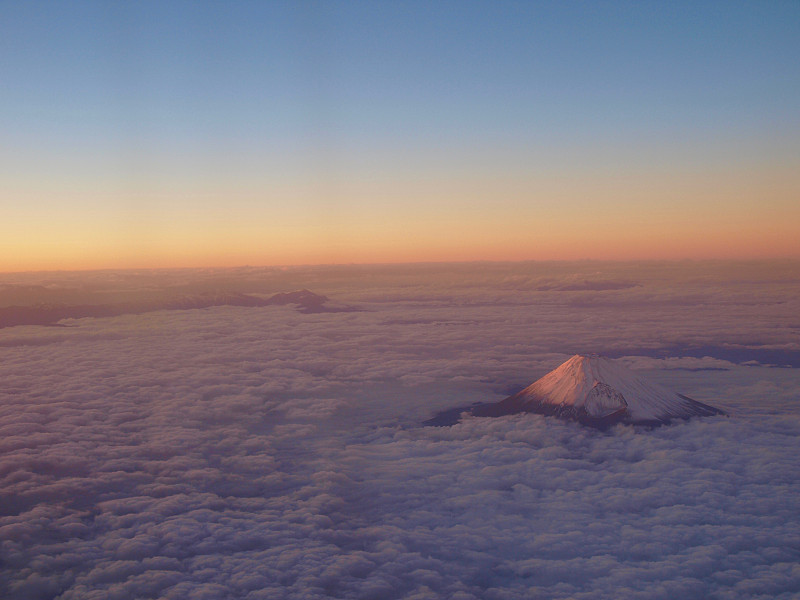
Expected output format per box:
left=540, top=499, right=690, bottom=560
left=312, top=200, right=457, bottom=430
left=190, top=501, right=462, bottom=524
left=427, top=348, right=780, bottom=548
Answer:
left=5, top=2, right=798, bottom=149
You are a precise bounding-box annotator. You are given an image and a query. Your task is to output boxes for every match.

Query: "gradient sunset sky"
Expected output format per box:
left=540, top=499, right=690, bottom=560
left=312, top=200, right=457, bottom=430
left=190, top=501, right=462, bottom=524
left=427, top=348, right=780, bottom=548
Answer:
left=2, top=1, right=799, bottom=271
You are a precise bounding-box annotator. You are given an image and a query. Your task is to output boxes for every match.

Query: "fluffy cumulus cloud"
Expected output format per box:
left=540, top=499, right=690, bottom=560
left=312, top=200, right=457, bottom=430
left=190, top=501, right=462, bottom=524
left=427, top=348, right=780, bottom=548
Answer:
left=1, top=262, right=799, bottom=599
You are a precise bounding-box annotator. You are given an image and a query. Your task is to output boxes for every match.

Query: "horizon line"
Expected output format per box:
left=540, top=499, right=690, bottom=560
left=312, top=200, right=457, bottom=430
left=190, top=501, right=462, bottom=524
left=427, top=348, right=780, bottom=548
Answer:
left=3, top=256, right=800, bottom=276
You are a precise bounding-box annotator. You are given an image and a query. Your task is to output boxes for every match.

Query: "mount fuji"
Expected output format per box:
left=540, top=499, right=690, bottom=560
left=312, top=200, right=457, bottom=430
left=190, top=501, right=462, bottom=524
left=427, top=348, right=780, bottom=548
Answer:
left=430, top=354, right=725, bottom=427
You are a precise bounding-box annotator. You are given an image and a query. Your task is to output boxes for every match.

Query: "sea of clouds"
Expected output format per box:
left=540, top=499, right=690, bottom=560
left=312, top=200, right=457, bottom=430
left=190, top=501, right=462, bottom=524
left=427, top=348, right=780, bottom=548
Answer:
left=1, top=261, right=799, bottom=599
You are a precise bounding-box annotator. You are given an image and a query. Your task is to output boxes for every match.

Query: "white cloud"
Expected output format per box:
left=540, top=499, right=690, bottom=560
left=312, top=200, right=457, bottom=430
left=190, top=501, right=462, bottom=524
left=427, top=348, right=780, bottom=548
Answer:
left=1, top=262, right=799, bottom=598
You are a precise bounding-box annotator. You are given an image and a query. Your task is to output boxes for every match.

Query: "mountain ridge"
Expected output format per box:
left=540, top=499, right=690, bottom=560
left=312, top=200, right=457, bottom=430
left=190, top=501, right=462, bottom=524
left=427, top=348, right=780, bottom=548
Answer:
left=0, top=289, right=358, bottom=328
left=429, top=354, right=725, bottom=427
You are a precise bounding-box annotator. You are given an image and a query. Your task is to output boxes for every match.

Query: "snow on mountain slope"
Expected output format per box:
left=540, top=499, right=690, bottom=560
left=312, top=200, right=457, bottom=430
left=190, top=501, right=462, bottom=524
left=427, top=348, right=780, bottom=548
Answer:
left=473, top=354, right=725, bottom=426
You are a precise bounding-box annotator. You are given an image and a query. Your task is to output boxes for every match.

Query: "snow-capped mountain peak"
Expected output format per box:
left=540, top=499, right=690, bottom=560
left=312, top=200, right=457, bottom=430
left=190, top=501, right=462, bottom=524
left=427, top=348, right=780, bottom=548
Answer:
left=468, top=354, right=725, bottom=426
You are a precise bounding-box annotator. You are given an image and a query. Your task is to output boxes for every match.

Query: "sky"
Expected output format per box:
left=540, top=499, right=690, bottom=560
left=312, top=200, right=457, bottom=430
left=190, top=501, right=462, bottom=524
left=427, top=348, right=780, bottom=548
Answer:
left=1, top=1, right=799, bottom=271
left=1, top=261, right=799, bottom=598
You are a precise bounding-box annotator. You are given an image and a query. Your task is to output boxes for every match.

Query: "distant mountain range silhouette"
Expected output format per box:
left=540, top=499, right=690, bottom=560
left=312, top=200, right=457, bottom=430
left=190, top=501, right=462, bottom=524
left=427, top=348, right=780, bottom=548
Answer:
left=0, top=289, right=357, bottom=328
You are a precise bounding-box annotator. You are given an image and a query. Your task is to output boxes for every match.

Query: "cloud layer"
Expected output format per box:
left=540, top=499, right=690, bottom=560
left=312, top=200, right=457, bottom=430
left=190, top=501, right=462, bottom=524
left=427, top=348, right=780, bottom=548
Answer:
left=1, top=261, right=799, bottom=599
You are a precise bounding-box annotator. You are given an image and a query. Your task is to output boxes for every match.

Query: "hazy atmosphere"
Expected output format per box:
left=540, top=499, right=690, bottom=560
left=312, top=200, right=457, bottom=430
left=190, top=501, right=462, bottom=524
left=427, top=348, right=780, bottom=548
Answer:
left=2, top=2, right=800, bottom=599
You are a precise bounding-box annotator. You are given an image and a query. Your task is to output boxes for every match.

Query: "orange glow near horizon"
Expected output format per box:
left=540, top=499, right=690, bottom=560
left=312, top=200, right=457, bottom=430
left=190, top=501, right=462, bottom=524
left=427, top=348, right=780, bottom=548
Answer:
left=3, top=208, right=799, bottom=273
left=3, top=154, right=799, bottom=273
